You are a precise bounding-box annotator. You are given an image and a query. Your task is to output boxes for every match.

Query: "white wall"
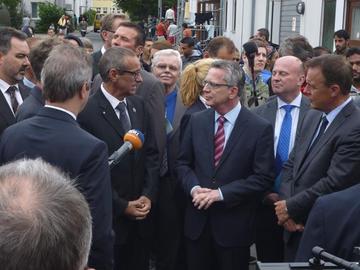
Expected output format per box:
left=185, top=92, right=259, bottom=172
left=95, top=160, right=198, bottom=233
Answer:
left=299, top=0, right=323, bottom=47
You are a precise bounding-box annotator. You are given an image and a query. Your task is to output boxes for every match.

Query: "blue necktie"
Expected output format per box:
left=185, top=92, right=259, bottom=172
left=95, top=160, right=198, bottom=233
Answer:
left=274, top=105, right=294, bottom=192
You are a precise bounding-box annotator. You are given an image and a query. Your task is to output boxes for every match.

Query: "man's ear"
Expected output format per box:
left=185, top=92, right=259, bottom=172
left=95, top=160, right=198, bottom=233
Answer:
left=229, top=86, right=239, bottom=99
left=329, top=84, right=341, bottom=97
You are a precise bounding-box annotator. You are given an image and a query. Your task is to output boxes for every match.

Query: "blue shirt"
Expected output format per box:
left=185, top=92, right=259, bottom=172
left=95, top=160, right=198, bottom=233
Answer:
left=165, top=89, right=177, bottom=125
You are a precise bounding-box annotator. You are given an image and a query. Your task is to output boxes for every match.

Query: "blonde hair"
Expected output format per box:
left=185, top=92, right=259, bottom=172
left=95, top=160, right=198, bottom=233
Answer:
left=180, top=58, right=215, bottom=106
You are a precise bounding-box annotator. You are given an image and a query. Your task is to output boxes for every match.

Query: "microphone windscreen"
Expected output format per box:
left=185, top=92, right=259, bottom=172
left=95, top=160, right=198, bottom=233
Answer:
left=124, top=129, right=144, bottom=150
left=243, top=41, right=258, bottom=56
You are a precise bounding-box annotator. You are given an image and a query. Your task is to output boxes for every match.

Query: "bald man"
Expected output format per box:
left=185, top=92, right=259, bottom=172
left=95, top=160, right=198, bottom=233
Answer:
left=253, top=56, right=310, bottom=262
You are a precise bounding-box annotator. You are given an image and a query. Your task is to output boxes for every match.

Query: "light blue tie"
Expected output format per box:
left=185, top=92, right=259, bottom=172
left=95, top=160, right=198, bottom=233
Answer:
left=274, top=105, right=294, bottom=192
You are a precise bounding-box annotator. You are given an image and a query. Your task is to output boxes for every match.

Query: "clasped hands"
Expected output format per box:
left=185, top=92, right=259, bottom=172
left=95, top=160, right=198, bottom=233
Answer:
left=274, top=200, right=304, bottom=232
left=124, top=195, right=151, bottom=220
left=191, top=187, right=221, bottom=210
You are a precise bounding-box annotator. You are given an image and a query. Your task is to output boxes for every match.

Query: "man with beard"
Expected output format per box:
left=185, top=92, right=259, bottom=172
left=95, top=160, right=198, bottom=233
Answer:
left=333, top=29, right=349, bottom=56
left=0, top=27, right=31, bottom=134
left=346, top=47, right=360, bottom=94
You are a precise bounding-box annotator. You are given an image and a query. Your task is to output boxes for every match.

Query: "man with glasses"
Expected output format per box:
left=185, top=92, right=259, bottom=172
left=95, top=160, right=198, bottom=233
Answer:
left=176, top=60, right=274, bottom=270
left=78, top=47, right=160, bottom=270
left=91, top=14, right=128, bottom=78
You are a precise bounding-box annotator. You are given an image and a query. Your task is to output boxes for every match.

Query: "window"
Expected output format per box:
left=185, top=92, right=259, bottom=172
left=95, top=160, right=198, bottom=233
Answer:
left=31, top=2, right=38, bottom=18
left=321, top=0, right=336, bottom=49
left=96, top=7, right=101, bottom=13
left=232, top=0, right=237, bottom=32
left=103, top=7, right=108, bottom=14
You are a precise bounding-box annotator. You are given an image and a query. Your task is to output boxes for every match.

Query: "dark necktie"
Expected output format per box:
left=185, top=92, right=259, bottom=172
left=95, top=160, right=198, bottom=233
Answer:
left=274, top=105, right=294, bottom=192
left=214, top=116, right=226, bottom=167
left=6, top=86, right=19, bottom=113
left=116, top=102, right=131, bottom=132
left=308, top=116, right=329, bottom=153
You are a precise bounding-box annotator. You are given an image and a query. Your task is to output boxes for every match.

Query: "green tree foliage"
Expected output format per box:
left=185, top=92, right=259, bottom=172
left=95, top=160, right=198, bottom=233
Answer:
left=0, top=0, right=22, bottom=28
left=37, top=2, right=64, bottom=33
left=82, top=9, right=96, bottom=25
left=114, top=0, right=176, bottom=21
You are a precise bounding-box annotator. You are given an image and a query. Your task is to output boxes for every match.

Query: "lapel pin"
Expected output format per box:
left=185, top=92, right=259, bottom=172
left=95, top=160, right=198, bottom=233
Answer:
left=132, top=108, right=136, bottom=113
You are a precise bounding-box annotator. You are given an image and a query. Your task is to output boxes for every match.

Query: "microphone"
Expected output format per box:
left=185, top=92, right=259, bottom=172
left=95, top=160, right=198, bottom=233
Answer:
left=243, top=41, right=259, bottom=107
left=108, top=129, right=144, bottom=169
left=312, top=246, right=360, bottom=270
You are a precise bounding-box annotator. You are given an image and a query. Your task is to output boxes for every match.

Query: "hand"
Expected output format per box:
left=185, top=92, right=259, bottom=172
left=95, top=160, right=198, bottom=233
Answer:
left=124, top=199, right=150, bottom=220
left=263, top=192, right=280, bottom=205
left=275, top=200, right=290, bottom=225
left=137, top=195, right=151, bottom=212
left=193, top=189, right=221, bottom=210
left=191, top=186, right=211, bottom=199
left=283, top=218, right=304, bottom=232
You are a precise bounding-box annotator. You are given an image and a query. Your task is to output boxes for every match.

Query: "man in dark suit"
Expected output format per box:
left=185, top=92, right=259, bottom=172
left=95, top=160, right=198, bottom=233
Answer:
left=91, top=13, right=127, bottom=78
left=296, top=183, right=360, bottom=262
left=0, top=44, right=113, bottom=270
left=16, top=38, right=62, bottom=121
left=90, top=22, right=166, bottom=161
left=275, top=54, right=360, bottom=261
left=176, top=60, right=274, bottom=270
left=151, top=49, right=187, bottom=270
left=0, top=27, right=31, bottom=134
left=253, top=56, right=309, bottom=262
left=78, top=47, right=159, bottom=270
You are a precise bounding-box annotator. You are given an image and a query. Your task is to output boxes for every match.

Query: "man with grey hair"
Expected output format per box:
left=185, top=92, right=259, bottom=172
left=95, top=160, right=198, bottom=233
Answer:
left=78, top=46, right=159, bottom=270
left=0, top=44, right=113, bottom=270
left=176, top=60, right=274, bottom=270
left=151, top=49, right=186, bottom=270
left=0, top=158, right=92, bottom=270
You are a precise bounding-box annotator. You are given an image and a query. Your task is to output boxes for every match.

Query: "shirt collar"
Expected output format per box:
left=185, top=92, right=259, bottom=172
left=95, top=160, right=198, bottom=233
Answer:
left=277, top=93, right=302, bottom=109
left=44, top=105, right=77, bottom=120
left=325, top=96, right=352, bottom=123
left=101, top=83, right=127, bottom=110
left=101, top=46, right=106, bottom=54
left=214, top=101, right=242, bottom=125
left=0, top=79, right=18, bottom=95
left=199, top=95, right=210, bottom=109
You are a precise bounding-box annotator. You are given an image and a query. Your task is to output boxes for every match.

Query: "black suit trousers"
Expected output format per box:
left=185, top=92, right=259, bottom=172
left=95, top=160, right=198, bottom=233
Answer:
left=187, top=222, right=250, bottom=270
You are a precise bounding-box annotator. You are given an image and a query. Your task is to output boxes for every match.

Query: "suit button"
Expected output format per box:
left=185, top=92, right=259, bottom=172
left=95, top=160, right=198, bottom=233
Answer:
left=212, top=177, right=216, bottom=184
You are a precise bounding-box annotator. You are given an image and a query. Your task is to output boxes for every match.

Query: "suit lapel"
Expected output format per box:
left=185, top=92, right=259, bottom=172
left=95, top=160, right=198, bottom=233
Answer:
left=169, top=90, right=186, bottom=140
left=298, top=102, right=353, bottom=176
left=265, top=99, right=277, bottom=128
left=126, top=97, right=140, bottom=131
left=96, top=90, right=125, bottom=137
left=215, top=107, right=250, bottom=171
left=18, top=82, right=30, bottom=99
left=294, top=112, right=322, bottom=175
left=201, top=109, right=215, bottom=171
left=0, top=91, right=15, bottom=125
left=296, top=96, right=310, bottom=134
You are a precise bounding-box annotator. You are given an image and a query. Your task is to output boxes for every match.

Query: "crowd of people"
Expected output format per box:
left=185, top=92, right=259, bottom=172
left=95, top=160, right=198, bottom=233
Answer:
left=1, top=11, right=360, bottom=270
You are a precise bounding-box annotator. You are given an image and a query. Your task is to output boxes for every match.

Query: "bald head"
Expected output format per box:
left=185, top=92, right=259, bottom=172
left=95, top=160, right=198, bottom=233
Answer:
left=271, top=56, right=305, bottom=103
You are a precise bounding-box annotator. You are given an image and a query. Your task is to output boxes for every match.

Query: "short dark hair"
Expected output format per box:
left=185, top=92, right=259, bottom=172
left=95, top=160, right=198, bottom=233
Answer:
left=346, top=47, right=360, bottom=58
left=206, top=36, right=236, bottom=58
left=64, top=34, right=84, bottom=47
left=118, top=22, right=146, bottom=46
left=29, top=38, right=63, bottom=81
left=100, top=14, right=127, bottom=32
left=249, top=37, right=268, bottom=50
left=334, top=29, right=350, bottom=40
left=182, top=23, right=188, bottom=28
left=278, top=35, right=313, bottom=62
left=151, top=40, right=172, bottom=50
left=99, top=47, right=137, bottom=82
left=0, top=27, right=27, bottom=54
left=313, top=46, right=331, bottom=57
left=306, top=54, right=352, bottom=95
left=180, top=37, right=195, bottom=47
left=257, top=28, right=270, bottom=41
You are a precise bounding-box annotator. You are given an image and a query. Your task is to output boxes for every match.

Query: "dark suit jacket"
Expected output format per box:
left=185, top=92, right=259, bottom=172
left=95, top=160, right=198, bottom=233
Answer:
left=179, top=98, right=207, bottom=143
left=92, top=49, right=102, bottom=79
left=296, top=184, right=360, bottom=261
left=0, top=107, right=113, bottom=270
left=280, top=100, right=360, bottom=224
left=0, top=83, right=30, bottom=134
left=77, top=89, right=160, bottom=245
left=16, top=86, right=45, bottom=121
left=176, top=107, right=275, bottom=247
left=90, top=70, right=166, bottom=161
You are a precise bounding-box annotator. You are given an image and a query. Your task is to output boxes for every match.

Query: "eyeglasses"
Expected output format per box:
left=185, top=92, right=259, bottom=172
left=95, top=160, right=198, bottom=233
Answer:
left=154, top=63, right=179, bottom=72
left=202, top=80, right=232, bottom=89
left=117, top=69, right=142, bottom=80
